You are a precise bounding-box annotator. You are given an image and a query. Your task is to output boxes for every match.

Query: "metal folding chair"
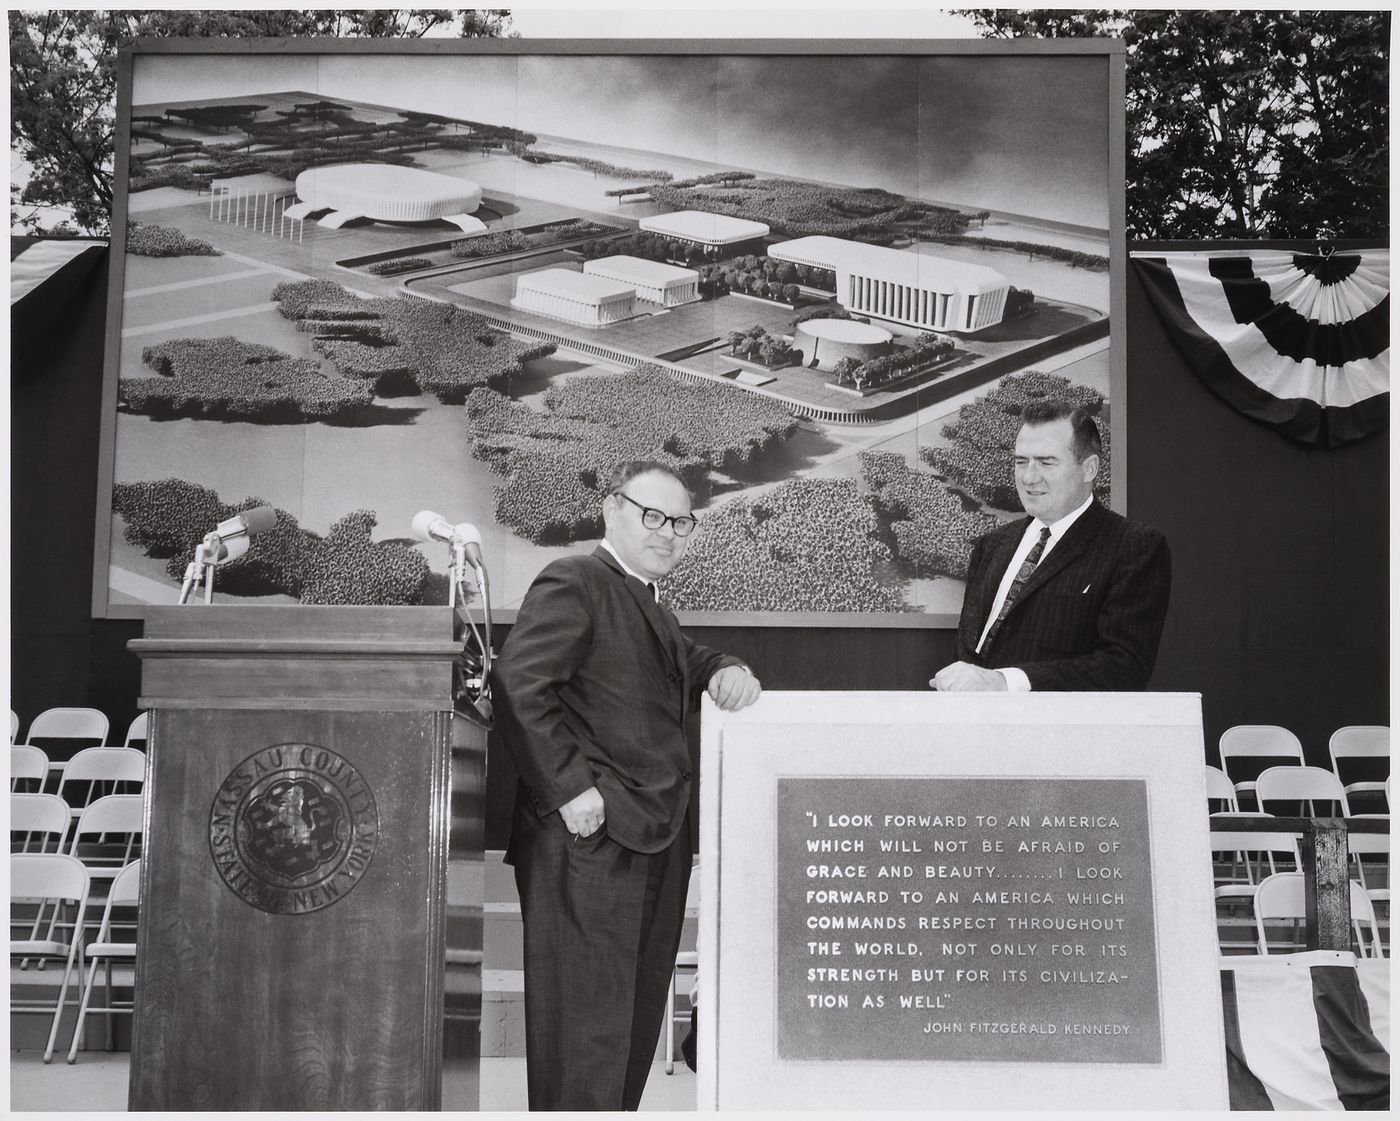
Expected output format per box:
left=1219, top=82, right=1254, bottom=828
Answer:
left=56, top=747, right=146, bottom=822
left=1329, top=726, right=1390, bottom=812
left=1205, top=765, right=1238, bottom=813
left=1255, top=765, right=1351, bottom=817
left=1253, top=871, right=1384, bottom=958
left=67, top=859, right=141, bottom=1063
left=11, top=853, right=91, bottom=1062
left=68, top=794, right=145, bottom=884
left=11, top=792, right=71, bottom=854
left=11, top=744, right=50, bottom=792
left=1218, top=725, right=1303, bottom=809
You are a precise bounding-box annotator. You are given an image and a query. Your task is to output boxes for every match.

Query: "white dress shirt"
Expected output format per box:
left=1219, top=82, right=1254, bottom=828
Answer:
left=977, top=494, right=1095, bottom=692
left=601, top=539, right=656, bottom=597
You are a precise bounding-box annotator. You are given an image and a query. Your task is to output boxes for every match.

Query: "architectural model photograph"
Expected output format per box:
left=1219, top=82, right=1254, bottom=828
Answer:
left=99, top=43, right=1117, bottom=622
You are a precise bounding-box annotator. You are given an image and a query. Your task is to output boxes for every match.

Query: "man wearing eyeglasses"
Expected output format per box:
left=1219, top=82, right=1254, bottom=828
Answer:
left=493, top=459, right=760, bottom=1111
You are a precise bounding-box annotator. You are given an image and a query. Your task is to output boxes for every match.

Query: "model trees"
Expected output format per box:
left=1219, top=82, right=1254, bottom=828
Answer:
left=464, top=365, right=800, bottom=544
left=663, top=478, right=905, bottom=612
left=111, top=479, right=433, bottom=604
left=273, top=280, right=557, bottom=403
left=122, top=338, right=375, bottom=422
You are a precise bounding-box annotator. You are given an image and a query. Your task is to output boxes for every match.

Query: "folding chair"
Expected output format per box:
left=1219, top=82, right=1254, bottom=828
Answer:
left=122, top=711, right=150, bottom=750
left=68, top=794, right=145, bottom=884
left=11, top=853, right=91, bottom=1062
left=11, top=744, right=50, bottom=792
left=1253, top=871, right=1384, bottom=958
left=1209, top=813, right=1300, bottom=952
left=1205, top=765, right=1238, bottom=813
left=665, top=860, right=701, bottom=1075
left=1346, top=823, right=1390, bottom=900
left=1218, top=725, right=1303, bottom=809
left=1329, top=726, right=1390, bottom=812
left=12, top=792, right=71, bottom=854
left=56, top=747, right=146, bottom=822
left=10, top=709, right=19, bottom=742
left=24, top=707, right=109, bottom=748
left=1255, top=765, right=1351, bottom=817
left=67, top=859, right=141, bottom=1063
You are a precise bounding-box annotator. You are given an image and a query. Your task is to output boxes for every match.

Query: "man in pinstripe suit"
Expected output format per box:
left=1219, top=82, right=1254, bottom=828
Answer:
left=932, top=399, right=1171, bottom=692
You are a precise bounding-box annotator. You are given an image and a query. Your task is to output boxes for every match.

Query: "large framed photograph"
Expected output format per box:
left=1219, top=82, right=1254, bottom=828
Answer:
left=95, top=39, right=1124, bottom=625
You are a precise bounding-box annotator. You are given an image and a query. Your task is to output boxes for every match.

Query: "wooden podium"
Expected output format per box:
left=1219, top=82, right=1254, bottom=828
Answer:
left=127, top=606, right=486, bottom=1111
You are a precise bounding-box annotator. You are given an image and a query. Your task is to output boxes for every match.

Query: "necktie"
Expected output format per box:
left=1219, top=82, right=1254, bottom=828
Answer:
left=982, top=526, right=1051, bottom=651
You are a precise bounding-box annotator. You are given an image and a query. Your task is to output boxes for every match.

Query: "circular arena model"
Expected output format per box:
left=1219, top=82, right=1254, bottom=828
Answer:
left=289, top=164, right=485, bottom=231
left=792, top=318, right=892, bottom=371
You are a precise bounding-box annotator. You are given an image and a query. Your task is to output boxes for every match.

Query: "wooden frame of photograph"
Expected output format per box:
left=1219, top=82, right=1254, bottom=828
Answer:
left=95, top=37, right=1126, bottom=627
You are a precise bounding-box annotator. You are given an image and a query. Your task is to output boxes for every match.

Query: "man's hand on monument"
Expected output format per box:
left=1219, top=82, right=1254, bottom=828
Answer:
left=930, top=661, right=1009, bottom=692
left=558, top=786, right=606, bottom=837
left=708, top=664, right=761, bottom=712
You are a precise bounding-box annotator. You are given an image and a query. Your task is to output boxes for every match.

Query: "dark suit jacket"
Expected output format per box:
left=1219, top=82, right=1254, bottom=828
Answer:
left=957, top=500, right=1171, bottom=691
left=492, top=547, right=740, bottom=854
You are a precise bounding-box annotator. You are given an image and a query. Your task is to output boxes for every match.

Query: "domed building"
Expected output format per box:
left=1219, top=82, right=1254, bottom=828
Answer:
left=287, top=164, right=486, bottom=231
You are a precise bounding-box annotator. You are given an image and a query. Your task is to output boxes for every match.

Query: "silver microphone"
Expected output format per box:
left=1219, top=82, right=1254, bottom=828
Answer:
left=206, top=506, right=276, bottom=564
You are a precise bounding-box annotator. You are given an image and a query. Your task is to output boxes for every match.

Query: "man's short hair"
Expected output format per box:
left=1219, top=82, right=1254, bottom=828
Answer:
left=1020, top=399, right=1103, bottom=464
left=606, top=459, right=691, bottom=499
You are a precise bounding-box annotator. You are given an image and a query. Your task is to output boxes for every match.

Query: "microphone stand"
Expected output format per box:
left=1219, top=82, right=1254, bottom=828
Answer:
left=177, top=534, right=222, bottom=606
left=450, top=549, right=494, bottom=726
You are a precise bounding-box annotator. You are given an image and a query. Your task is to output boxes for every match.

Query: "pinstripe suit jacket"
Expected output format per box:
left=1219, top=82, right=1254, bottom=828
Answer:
left=492, top=547, right=740, bottom=855
left=957, top=500, right=1171, bottom=691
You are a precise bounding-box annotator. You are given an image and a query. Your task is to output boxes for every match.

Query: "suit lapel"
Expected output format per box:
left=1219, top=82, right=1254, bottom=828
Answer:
left=1011, top=502, right=1104, bottom=604
left=593, top=547, right=684, bottom=676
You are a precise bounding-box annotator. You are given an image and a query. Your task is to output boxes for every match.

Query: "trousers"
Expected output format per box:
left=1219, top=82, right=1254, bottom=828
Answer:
left=513, top=813, right=692, bottom=1110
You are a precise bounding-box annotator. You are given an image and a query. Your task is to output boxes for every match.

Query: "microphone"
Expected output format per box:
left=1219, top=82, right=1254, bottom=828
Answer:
left=412, top=510, right=463, bottom=546
left=412, top=510, right=484, bottom=566
left=206, top=506, right=276, bottom=564
left=453, top=521, right=484, bottom=568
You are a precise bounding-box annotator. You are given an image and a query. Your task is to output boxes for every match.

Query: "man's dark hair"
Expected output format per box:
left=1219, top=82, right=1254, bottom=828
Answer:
left=606, top=459, right=691, bottom=499
left=1020, top=399, right=1103, bottom=463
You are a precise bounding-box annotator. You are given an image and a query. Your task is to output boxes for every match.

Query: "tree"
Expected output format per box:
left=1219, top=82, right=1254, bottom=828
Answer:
left=10, top=9, right=513, bottom=234
left=955, top=9, right=1389, bottom=238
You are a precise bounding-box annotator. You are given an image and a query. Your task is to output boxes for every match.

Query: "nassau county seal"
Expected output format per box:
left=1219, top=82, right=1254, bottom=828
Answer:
left=209, top=743, right=379, bottom=915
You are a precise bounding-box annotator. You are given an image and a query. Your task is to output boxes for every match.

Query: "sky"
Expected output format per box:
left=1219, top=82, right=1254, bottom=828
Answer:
left=126, top=9, right=1113, bottom=229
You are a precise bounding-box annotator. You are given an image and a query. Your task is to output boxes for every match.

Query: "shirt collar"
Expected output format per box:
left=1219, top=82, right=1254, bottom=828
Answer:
left=1033, top=493, right=1095, bottom=540
left=601, top=539, right=655, bottom=589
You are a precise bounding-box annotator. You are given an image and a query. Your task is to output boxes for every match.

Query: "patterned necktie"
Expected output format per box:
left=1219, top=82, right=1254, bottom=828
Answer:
left=982, top=526, right=1051, bottom=651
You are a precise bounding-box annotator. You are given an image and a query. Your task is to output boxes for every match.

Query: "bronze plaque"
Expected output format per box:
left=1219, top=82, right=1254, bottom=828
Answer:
left=209, top=743, right=380, bottom=915
left=775, top=776, right=1161, bottom=1063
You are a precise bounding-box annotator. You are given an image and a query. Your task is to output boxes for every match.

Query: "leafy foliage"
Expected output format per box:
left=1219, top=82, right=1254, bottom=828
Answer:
left=519, top=151, right=674, bottom=181
left=122, top=337, right=374, bottom=422
left=111, top=478, right=431, bottom=604
left=646, top=178, right=969, bottom=239
left=10, top=9, right=512, bottom=234
left=125, top=220, right=219, bottom=257
left=365, top=257, right=431, bottom=276
left=664, top=478, right=905, bottom=612
left=860, top=451, right=999, bottom=578
left=464, top=367, right=799, bottom=544
left=956, top=8, right=1389, bottom=237
left=272, top=280, right=557, bottom=402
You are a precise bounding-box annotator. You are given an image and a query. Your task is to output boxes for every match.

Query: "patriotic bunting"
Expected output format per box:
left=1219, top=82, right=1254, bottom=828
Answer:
left=1133, top=250, right=1389, bottom=448
left=1220, top=951, right=1390, bottom=1110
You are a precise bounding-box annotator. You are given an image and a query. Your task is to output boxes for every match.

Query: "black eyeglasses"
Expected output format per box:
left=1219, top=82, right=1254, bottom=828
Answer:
left=612, top=491, right=697, bottom=537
